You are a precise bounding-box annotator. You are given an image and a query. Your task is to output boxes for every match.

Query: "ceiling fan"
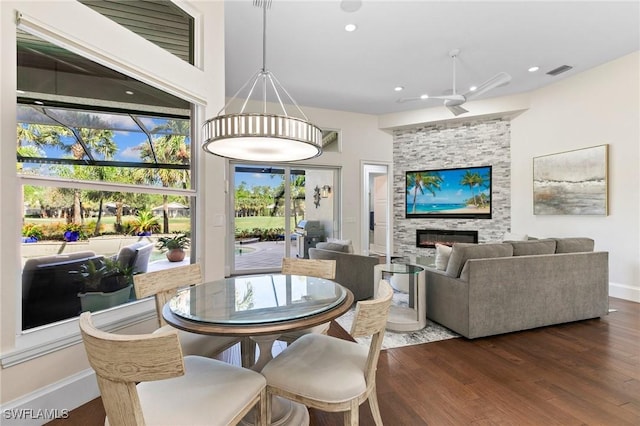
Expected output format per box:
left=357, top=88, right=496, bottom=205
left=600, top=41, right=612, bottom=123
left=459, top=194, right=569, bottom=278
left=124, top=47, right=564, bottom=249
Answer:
left=398, top=49, right=512, bottom=116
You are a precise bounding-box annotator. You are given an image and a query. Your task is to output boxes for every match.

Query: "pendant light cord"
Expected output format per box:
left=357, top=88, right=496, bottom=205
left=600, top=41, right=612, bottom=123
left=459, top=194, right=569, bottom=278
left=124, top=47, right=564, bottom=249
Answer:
left=217, top=0, right=310, bottom=121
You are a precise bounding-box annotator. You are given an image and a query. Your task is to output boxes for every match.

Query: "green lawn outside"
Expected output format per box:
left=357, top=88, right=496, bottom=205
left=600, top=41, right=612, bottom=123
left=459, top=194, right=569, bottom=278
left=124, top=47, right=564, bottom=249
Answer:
left=234, top=216, right=298, bottom=232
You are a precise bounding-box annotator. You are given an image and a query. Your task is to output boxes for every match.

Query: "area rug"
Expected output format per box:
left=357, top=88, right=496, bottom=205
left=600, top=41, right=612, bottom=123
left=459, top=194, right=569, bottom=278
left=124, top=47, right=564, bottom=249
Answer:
left=334, top=307, right=459, bottom=350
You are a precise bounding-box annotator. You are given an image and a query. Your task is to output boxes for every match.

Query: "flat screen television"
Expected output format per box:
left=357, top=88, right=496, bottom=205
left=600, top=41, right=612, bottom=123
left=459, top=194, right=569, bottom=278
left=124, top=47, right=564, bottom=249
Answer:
left=405, top=165, right=492, bottom=219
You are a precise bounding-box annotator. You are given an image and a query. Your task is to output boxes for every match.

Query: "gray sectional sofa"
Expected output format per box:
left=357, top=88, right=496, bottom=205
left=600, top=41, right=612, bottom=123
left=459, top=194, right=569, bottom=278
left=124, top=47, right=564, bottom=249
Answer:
left=420, top=238, right=609, bottom=339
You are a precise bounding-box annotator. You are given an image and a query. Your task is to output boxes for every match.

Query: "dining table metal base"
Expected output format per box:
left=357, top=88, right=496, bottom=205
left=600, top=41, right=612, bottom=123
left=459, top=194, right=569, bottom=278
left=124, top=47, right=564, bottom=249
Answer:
left=240, top=396, right=309, bottom=426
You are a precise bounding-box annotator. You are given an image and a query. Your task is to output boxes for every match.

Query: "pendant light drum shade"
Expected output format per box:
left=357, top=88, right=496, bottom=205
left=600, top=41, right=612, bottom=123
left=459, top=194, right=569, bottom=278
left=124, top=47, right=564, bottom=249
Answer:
left=202, top=0, right=323, bottom=162
left=202, top=113, right=322, bottom=162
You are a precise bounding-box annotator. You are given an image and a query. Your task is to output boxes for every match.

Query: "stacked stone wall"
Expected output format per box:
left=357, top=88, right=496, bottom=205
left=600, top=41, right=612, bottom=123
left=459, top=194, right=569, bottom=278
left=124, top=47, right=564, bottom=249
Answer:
left=393, top=118, right=511, bottom=259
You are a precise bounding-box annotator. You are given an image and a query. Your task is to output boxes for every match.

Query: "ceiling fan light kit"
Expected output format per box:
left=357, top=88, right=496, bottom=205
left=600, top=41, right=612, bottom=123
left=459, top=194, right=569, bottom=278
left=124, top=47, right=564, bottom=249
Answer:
left=202, top=0, right=322, bottom=162
left=398, top=48, right=512, bottom=116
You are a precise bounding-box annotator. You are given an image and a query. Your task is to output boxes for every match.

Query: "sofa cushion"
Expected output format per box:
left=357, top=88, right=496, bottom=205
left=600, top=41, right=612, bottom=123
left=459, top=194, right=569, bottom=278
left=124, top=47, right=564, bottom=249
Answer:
left=434, top=244, right=452, bottom=271
left=445, top=243, right=514, bottom=278
left=502, top=232, right=528, bottom=242
left=554, top=238, right=595, bottom=253
left=315, top=242, right=350, bottom=253
left=509, top=239, right=557, bottom=256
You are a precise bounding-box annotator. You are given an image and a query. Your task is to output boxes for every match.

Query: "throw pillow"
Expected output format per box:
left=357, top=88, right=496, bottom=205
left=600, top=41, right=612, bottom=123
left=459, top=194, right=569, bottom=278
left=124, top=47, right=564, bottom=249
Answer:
left=509, top=239, right=556, bottom=256
left=315, top=242, right=349, bottom=253
left=434, top=244, right=452, bottom=271
left=554, top=237, right=595, bottom=253
left=445, top=243, right=514, bottom=278
left=502, top=232, right=529, bottom=242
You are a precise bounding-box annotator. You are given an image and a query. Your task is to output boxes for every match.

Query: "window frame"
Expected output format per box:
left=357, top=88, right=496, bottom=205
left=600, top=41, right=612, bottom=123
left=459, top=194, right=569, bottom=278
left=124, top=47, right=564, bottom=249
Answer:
left=2, top=4, right=206, bottom=366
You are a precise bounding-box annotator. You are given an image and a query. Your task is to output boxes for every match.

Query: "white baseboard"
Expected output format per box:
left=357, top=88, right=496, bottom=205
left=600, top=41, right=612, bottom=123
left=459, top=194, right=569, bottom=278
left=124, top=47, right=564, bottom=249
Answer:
left=0, top=369, right=98, bottom=426
left=609, top=282, right=640, bottom=303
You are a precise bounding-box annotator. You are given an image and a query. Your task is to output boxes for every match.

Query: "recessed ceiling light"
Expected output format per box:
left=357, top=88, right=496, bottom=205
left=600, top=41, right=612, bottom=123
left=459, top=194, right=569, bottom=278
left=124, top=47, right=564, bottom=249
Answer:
left=125, top=90, right=134, bottom=95
left=394, top=86, right=404, bottom=92
left=528, top=66, right=540, bottom=72
left=340, top=0, right=362, bottom=13
left=469, top=86, right=477, bottom=92
left=420, top=94, right=429, bottom=100
left=345, top=24, right=357, bottom=32
left=34, top=100, right=44, bottom=105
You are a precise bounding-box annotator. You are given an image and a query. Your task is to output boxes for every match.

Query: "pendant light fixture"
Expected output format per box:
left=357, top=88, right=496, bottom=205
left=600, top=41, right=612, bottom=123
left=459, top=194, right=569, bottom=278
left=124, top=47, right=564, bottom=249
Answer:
left=202, top=0, right=323, bottom=162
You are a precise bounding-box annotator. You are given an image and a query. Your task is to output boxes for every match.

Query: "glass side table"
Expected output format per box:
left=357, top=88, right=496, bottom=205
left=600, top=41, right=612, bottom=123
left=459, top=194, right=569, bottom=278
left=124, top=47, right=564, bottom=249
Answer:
left=374, top=263, right=426, bottom=331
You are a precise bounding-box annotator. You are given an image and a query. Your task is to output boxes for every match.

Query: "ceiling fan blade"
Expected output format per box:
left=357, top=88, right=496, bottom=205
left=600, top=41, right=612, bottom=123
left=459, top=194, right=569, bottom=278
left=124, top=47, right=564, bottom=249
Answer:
left=465, top=72, right=512, bottom=99
left=446, top=104, right=468, bottom=116
left=430, top=94, right=465, bottom=102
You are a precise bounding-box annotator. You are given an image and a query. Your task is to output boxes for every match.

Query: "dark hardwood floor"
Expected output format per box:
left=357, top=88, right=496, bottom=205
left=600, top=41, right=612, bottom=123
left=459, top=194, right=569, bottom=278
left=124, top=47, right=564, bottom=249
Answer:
left=48, top=297, right=639, bottom=425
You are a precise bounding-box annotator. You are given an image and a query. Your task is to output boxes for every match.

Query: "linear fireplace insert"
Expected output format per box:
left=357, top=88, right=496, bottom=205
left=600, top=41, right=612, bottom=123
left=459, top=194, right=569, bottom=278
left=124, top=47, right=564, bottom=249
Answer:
left=416, top=229, right=478, bottom=248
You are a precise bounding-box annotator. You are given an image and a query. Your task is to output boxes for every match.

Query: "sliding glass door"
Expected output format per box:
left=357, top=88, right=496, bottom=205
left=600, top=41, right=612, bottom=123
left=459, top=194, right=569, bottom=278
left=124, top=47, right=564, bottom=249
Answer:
left=230, top=163, right=338, bottom=275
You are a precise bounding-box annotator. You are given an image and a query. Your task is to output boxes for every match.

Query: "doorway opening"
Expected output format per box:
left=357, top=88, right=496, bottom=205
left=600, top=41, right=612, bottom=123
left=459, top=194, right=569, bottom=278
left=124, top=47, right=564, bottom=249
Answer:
left=362, top=163, right=391, bottom=259
left=230, top=163, right=339, bottom=275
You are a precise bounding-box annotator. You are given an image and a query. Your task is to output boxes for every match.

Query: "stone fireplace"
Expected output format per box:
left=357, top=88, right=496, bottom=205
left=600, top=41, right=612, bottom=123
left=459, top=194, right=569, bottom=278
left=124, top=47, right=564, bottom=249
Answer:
left=416, top=229, right=478, bottom=248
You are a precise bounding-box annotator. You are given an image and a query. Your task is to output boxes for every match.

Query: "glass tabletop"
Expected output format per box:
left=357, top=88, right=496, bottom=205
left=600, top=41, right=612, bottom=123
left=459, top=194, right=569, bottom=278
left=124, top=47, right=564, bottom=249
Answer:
left=168, top=274, right=347, bottom=325
left=378, top=263, right=424, bottom=275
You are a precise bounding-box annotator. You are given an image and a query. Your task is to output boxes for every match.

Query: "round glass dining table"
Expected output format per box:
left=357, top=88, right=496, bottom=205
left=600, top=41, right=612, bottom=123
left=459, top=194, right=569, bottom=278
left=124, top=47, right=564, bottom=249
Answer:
left=163, top=273, right=353, bottom=341
left=162, top=273, right=354, bottom=425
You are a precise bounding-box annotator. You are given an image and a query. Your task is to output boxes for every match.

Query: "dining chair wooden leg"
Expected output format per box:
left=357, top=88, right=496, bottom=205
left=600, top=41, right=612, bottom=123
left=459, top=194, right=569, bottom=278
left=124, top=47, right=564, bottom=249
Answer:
left=344, top=399, right=359, bottom=426
left=265, top=388, right=273, bottom=425
left=256, top=387, right=267, bottom=426
left=368, top=384, right=384, bottom=426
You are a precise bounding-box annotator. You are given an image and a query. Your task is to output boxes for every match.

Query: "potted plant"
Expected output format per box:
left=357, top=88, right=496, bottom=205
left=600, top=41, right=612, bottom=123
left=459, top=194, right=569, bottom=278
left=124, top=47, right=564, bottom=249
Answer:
left=63, top=222, right=84, bottom=242
left=131, top=210, right=160, bottom=236
left=156, top=233, right=190, bottom=262
left=71, top=257, right=134, bottom=312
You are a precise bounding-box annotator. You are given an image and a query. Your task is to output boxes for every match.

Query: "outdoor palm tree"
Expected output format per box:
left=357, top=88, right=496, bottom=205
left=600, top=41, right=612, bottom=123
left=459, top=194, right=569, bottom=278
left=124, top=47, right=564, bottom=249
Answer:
left=407, top=172, right=443, bottom=213
left=17, top=124, right=63, bottom=151
left=63, top=128, right=117, bottom=223
left=271, top=174, right=305, bottom=224
left=134, top=119, right=190, bottom=233
left=17, top=122, right=116, bottom=224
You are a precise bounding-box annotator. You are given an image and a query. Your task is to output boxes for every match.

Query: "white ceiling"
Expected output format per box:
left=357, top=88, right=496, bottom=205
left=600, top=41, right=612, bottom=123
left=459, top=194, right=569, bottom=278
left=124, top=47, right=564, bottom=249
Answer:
left=224, top=1, right=640, bottom=116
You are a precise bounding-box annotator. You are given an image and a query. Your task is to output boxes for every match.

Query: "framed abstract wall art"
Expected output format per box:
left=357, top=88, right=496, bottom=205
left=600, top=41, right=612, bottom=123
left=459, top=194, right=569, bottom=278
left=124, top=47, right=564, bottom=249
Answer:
left=533, top=144, right=608, bottom=215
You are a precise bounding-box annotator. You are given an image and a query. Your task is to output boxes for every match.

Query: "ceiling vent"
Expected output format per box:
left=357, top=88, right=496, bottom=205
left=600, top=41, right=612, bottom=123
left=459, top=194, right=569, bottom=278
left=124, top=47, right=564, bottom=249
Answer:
left=546, top=65, right=573, bottom=76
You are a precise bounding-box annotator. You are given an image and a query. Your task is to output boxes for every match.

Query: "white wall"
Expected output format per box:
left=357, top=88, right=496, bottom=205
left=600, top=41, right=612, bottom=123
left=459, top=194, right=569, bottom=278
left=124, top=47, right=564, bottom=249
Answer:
left=511, top=51, right=640, bottom=302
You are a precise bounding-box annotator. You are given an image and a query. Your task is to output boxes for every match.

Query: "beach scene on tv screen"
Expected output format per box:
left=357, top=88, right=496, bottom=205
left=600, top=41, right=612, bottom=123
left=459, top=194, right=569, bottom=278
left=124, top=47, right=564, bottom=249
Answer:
left=406, top=166, right=491, bottom=216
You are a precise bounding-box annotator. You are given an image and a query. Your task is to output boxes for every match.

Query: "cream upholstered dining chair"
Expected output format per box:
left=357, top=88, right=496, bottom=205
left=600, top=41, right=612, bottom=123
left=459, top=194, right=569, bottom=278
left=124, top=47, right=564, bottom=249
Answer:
left=133, top=263, right=241, bottom=357
left=279, top=257, right=337, bottom=344
left=79, top=311, right=267, bottom=426
left=261, top=279, right=393, bottom=425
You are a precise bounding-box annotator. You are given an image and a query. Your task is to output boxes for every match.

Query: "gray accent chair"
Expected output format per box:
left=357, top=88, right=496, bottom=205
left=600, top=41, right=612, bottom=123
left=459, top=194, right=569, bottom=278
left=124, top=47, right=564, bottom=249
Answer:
left=308, top=246, right=381, bottom=301
left=116, top=241, right=154, bottom=274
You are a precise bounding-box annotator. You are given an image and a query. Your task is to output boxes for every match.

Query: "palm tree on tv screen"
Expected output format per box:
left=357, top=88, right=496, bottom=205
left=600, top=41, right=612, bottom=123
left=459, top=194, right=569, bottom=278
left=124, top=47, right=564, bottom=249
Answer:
left=460, top=170, right=489, bottom=208
left=407, top=172, right=443, bottom=213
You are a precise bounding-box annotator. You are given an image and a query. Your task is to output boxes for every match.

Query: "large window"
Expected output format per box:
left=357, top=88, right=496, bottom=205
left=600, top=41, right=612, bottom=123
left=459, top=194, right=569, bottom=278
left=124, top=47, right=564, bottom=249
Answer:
left=17, top=27, right=195, bottom=331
